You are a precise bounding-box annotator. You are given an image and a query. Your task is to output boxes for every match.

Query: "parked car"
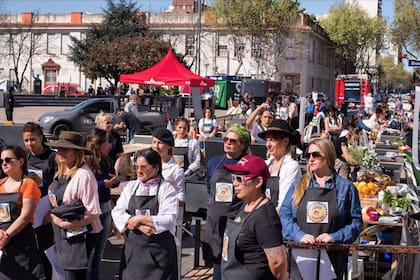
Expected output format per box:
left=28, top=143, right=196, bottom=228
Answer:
left=43, top=82, right=84, bottom=96
left=39, top=97, right=167, bottom=138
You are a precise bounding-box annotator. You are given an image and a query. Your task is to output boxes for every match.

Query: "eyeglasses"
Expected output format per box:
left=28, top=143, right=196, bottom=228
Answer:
left=105, top=121, right=112, bottom=125
left=223, top=137, right=238, bottom=144
left=231, top=174, right=255, bottom=184
left=305, top=151, right=323, bottom=159
left=0, top=157, right=17, bottom=164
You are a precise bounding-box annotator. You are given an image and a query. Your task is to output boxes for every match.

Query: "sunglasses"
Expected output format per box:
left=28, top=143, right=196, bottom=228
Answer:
left=231, top=174, right=255, bottom=184
left=105, top=121, right=112, bottom=125
left=305, top=151, right=323, bottom=159
left=0, top=157, right=17, bottom=164
left=223, top=137, right=238, bottom=144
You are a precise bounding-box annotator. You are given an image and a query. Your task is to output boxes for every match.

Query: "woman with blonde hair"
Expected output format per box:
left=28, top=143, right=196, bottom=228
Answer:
left=47, top=131, right=102, bottom=280
left=95, top=112, right=124, bottom=176
left=280, top=138, right=362, bottom=279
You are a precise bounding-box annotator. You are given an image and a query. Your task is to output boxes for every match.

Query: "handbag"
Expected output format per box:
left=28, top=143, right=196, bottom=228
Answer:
left=51, top=199, right=86, bottom=221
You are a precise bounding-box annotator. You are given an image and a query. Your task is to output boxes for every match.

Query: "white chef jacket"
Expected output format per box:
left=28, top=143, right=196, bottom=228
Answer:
left=266, top=153, right=302, bottom=209
left=162, top=157, right=186, bottom=202
left=111, top=178, right=178, bottom=236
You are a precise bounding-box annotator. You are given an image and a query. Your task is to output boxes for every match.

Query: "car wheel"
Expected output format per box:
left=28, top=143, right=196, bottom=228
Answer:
left=52, top=123, right=71, bottom=137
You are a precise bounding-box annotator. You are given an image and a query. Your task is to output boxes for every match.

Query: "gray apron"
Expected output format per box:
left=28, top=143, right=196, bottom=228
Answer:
left=173, top=138, right=190, bottom=171
left=119, top=180, right=177, bottom=280
left=291, top=177, right=347, bottom=280
left=221, top=198, right=276, bottom=280
left=49, top=176, right=95, bottom=270
left=204, top=156, right=243, bottom=264
left=0, top=178, right=45, bottom=279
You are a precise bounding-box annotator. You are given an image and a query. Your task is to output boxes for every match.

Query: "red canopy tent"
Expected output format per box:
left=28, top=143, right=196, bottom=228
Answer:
left=119, top=49, right=215, bottom=87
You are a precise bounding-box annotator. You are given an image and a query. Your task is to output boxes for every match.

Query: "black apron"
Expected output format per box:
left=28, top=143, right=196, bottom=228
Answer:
left=204, top=156, right=244, bottom=264
left=291, top=177, right=347, bottom=279
left=0, top=178, right=45, bottom=279
left=221, top=198, right=275, bottom=280
left=119, top=180, right=177, bottom=280
left=49, top=176, right=93, bottom=270
left=266, top=159, right=284, bottom=208
left=173, top=138, right=190, bottom=171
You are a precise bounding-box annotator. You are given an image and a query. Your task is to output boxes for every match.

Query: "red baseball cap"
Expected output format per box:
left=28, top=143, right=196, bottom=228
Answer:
left=223, top=155, right=270, bottom=182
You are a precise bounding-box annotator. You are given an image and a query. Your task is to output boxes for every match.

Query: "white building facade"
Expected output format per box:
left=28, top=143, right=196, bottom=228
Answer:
left=0, top=10, right=335, bottom=97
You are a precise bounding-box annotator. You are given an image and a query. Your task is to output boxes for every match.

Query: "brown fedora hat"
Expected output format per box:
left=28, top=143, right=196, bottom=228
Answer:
left=47, top=131, right=91, bottom=152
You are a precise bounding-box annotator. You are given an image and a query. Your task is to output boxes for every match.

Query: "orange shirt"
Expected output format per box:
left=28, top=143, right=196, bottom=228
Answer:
left=0, top=177, right=41, bottom=223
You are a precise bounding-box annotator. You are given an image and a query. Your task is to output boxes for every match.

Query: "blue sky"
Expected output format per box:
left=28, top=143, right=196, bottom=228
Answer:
left=1, top=0, right=394, bottom=20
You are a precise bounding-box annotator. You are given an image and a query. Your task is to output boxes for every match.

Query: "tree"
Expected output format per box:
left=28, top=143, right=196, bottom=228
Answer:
left=0, top=13, right=45, bottom=92
left=377, top=55, right=412, bottom=93
left=319, top=3, right=386, bottom=74
left=210, top=0, right=303, bottom=76
left=392, top=0, right=420, bottom=56
left=69, top=0, right=168, bottom=87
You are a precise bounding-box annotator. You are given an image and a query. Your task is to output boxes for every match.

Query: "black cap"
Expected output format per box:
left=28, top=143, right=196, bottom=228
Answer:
left=152, top=128, right=174, bottom=147
left=258, top=119, right=298, bottom=145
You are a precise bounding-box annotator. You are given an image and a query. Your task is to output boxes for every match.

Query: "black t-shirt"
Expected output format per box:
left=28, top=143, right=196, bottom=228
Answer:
left=27, top=148, right=57, bottom=197
left=235, top=201, right=283, bottom=278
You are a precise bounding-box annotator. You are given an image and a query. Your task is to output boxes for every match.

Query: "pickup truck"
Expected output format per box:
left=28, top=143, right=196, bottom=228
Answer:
left=39, top=97, right=167, bottom=138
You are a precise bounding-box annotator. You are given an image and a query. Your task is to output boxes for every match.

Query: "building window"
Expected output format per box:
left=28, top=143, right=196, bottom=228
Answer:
left=45, top=69, right=57, bottom=83
left=61, top=34, right=70, bottom=54
left=33, top=34, right=45, bottom=54
left=217, top=35, right=228, bottom=57
left=185, top=34, right=195, bottom=56
left=47, top=34, right=60, bottom=54
left=251, top=35, right=262, bottom=58
left=285, top=38, right=295, bottom=59
left=234, top=37, right=245, bottom=58
left=309, top=40, right=315, bottom=62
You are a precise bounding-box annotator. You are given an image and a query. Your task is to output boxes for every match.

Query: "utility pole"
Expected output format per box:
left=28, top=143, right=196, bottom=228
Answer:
left=195, top=0, right=202, bottom=75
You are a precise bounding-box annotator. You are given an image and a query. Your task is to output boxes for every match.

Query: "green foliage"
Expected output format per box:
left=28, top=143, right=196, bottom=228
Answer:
left=392, top=0, right=420, bottom=54
left=211, top=0, right=302, bottom=36
left=319, top=2, right=386, bottom=73
left=377, top=55, right=412, bottom=91
left=69, top=0, right=168, bottom=86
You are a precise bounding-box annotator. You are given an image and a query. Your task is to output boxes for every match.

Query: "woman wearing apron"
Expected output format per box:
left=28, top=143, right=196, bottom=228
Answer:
left=280, top=138, right=362, bottom=279
left=22, top=121, right=62, bottom=280
left=111, top=149, right=178, bottom=280
left=47, top=131, right=103, bottom=280
left=221, top=155, right=288, bottom=280
left=85, top=130, right=120, bottom=280
left=0, top=145, right=45, bottom=279
left=258, top=119, right=301, bottom=211
left=204, top=124, right=251, bottom=280
left=173, top=117, right=201, bottom=177
left=152, top=128, right=185, bottom=278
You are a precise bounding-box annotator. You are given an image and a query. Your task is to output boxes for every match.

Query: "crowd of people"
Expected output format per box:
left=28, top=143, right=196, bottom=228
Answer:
left=1, top=89, right=411, bottom=280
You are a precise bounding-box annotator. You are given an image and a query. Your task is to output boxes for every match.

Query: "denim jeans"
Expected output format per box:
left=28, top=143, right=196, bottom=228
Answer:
left=87, top=210, right=112, bottom=280
left=213, top=263, right=221, bottom=280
